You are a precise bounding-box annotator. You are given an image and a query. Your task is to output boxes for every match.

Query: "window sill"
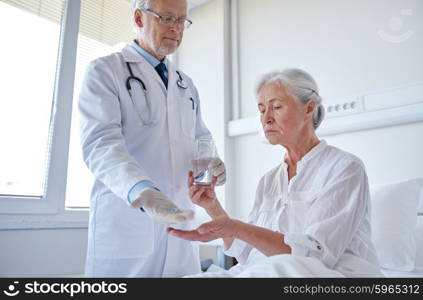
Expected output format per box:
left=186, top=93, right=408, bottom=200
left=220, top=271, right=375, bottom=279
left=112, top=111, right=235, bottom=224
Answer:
left=0, top=220, right=88, bottom=231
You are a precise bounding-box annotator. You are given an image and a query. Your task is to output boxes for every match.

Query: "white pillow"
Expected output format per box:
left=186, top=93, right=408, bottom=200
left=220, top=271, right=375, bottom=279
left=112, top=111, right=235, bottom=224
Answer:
left=370, top=178, right=423, bottom=271
left=419, top=187, right=423, bottom=214
left=414, top=217, right=423, bottom=271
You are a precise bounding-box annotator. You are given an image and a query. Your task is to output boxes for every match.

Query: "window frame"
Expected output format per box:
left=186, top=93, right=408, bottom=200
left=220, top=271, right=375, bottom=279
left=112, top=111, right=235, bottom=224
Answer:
left=0, top=0, right=89, bottom=227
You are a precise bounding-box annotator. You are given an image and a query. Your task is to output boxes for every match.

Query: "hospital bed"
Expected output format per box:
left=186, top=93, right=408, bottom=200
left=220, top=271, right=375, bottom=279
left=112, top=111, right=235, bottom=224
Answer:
left=199, top=177, right=423, bottom=277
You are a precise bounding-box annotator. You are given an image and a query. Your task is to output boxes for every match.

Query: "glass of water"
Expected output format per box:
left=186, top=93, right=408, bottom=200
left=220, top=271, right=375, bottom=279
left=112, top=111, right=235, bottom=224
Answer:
left=192, top=138, right=216, bottom=186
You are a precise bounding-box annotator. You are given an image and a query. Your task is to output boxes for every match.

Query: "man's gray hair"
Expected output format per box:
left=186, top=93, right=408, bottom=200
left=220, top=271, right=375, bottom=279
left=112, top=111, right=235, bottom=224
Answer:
left=132, top=0, right=152, bottom=11
left=255, top=68, right=325, bottom=129
left=131, top=0, right=154, bottom=31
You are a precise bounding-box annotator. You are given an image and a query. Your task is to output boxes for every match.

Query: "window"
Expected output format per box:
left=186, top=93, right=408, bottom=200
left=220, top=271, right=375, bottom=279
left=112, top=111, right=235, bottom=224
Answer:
left=0, top=0, right=173, bottom=219
left=65, top=0, right=134, bottom=208
left=0, top=0, right=85, bottom=218
left=0, top=0, right=64, bottom=197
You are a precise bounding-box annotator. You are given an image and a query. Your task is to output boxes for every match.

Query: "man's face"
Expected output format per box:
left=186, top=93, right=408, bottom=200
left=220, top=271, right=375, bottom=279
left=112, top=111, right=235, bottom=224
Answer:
left=136, top=0, right=188, bottom=58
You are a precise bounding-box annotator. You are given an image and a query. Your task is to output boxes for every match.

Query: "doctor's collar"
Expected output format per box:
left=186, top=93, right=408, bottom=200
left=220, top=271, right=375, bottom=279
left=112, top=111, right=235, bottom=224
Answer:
left=130, top=40, right=168, bottom=69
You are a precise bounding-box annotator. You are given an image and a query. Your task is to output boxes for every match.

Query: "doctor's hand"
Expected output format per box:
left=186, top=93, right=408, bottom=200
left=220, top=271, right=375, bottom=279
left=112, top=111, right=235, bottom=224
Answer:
left=208, top=157, right=226, bottom=186
left=134, top=189, right=194, bottom=224
left=166, top=215, right=238, bottom=243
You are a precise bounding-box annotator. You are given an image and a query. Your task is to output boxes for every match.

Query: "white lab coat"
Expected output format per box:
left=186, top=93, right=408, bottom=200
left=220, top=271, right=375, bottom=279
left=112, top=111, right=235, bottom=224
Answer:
left=225, top=140, right=381, bottom=276
left=79, top=45, right=211, bottom=277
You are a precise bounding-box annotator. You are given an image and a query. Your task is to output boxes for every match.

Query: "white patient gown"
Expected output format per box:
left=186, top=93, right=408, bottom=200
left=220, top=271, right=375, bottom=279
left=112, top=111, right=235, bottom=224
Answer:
left=209, top=140, right=382, bottom=277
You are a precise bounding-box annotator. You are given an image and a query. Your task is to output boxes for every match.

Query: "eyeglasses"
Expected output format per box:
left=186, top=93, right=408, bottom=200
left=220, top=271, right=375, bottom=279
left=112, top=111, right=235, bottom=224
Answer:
left=141, top=8, right=192, bottom=29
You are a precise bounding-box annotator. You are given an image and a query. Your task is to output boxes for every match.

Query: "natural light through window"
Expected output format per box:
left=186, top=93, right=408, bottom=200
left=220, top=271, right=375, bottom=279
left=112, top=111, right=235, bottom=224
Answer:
left=0, top=1, right=63, bottom=196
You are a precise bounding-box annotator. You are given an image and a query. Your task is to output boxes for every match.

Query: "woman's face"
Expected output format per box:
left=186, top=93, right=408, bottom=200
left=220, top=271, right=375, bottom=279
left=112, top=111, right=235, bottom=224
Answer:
left=257, top=83, right=314, bottom=146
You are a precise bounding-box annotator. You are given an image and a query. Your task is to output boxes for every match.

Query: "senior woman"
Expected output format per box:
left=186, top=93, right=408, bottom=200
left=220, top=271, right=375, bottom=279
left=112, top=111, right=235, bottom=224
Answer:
left=167, top=69, right=382, bottom=277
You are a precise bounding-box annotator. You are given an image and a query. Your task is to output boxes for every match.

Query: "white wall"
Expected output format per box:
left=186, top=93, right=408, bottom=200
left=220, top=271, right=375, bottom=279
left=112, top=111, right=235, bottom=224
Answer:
left=238, top=0, right=423, bottom=117
left=0, top=228, right=87, bottom=277
left=179, top=0, right=423, bottom=220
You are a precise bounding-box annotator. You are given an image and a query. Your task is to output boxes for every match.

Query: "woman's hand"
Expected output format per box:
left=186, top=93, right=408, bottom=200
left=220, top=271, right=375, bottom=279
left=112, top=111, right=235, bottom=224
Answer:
left=166, top=215, right=238, bottom=243
left=188, top=171, right=218, bottom=211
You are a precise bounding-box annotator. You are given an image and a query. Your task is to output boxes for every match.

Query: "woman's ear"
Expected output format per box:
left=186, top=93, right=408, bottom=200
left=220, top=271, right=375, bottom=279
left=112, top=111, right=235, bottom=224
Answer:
left=305, top=100, right=316, bottom=121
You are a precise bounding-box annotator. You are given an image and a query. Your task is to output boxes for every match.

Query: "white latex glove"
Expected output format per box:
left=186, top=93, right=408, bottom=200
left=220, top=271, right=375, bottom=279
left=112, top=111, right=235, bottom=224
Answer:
left=131, top=189, right=194, bottom=224
left=208, top=157, right=226, bottom=186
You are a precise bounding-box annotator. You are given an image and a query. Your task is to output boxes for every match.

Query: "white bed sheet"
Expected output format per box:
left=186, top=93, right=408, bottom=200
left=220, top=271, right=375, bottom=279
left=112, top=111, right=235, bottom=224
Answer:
left=379, top=216, right=423, bottom=278
left=188, top=252, right=383, bottom=278
left=381, top=269, right=423, bottom=278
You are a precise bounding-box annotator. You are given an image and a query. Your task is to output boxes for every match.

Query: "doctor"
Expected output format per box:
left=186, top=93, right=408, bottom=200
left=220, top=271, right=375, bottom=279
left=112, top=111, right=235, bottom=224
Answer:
left=79, top=0, right=226, bottom=277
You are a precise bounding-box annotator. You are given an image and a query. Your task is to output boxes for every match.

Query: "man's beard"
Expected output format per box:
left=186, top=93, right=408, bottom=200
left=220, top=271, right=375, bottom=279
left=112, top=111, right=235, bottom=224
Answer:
left=155, top=44, right=177, bottom=57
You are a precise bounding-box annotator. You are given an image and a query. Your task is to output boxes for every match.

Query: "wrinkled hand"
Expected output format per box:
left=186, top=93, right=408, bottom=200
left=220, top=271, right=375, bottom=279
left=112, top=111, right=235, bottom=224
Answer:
left=133, top=189, right=194, bottom=224
left=166, top=215, right=237, bottom=242
left=188, top=171, right=217, bottom=210
left=208, top=157, right=226, bottom=186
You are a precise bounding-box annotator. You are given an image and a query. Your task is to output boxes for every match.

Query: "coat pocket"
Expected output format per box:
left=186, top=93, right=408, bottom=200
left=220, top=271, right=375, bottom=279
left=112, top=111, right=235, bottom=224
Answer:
left=178, top=94, right=196, bottom=138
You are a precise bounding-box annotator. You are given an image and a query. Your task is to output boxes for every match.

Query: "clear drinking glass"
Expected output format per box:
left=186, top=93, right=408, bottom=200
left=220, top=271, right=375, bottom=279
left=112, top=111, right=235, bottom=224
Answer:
left=191, top=138, right=216, bottom=186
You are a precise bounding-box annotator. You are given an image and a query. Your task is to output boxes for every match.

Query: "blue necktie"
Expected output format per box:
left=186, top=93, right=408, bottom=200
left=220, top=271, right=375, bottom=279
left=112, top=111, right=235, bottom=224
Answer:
left=155, top=62, right=168, bottom=88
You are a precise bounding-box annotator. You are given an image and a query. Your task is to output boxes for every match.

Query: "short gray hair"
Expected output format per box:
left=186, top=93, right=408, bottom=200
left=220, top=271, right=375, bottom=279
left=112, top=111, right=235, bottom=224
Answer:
left=256, top=68, right=325, bottom=129
left=132, top=0, right=154, bottom=31
left=132, top=0, right=153, bottom=11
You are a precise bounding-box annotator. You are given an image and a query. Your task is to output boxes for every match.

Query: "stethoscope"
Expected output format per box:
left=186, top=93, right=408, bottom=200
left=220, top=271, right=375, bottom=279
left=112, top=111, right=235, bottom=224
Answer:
left=125, top=62, right=192, bottom=125
left=126, top=62, right=189, bottom=91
